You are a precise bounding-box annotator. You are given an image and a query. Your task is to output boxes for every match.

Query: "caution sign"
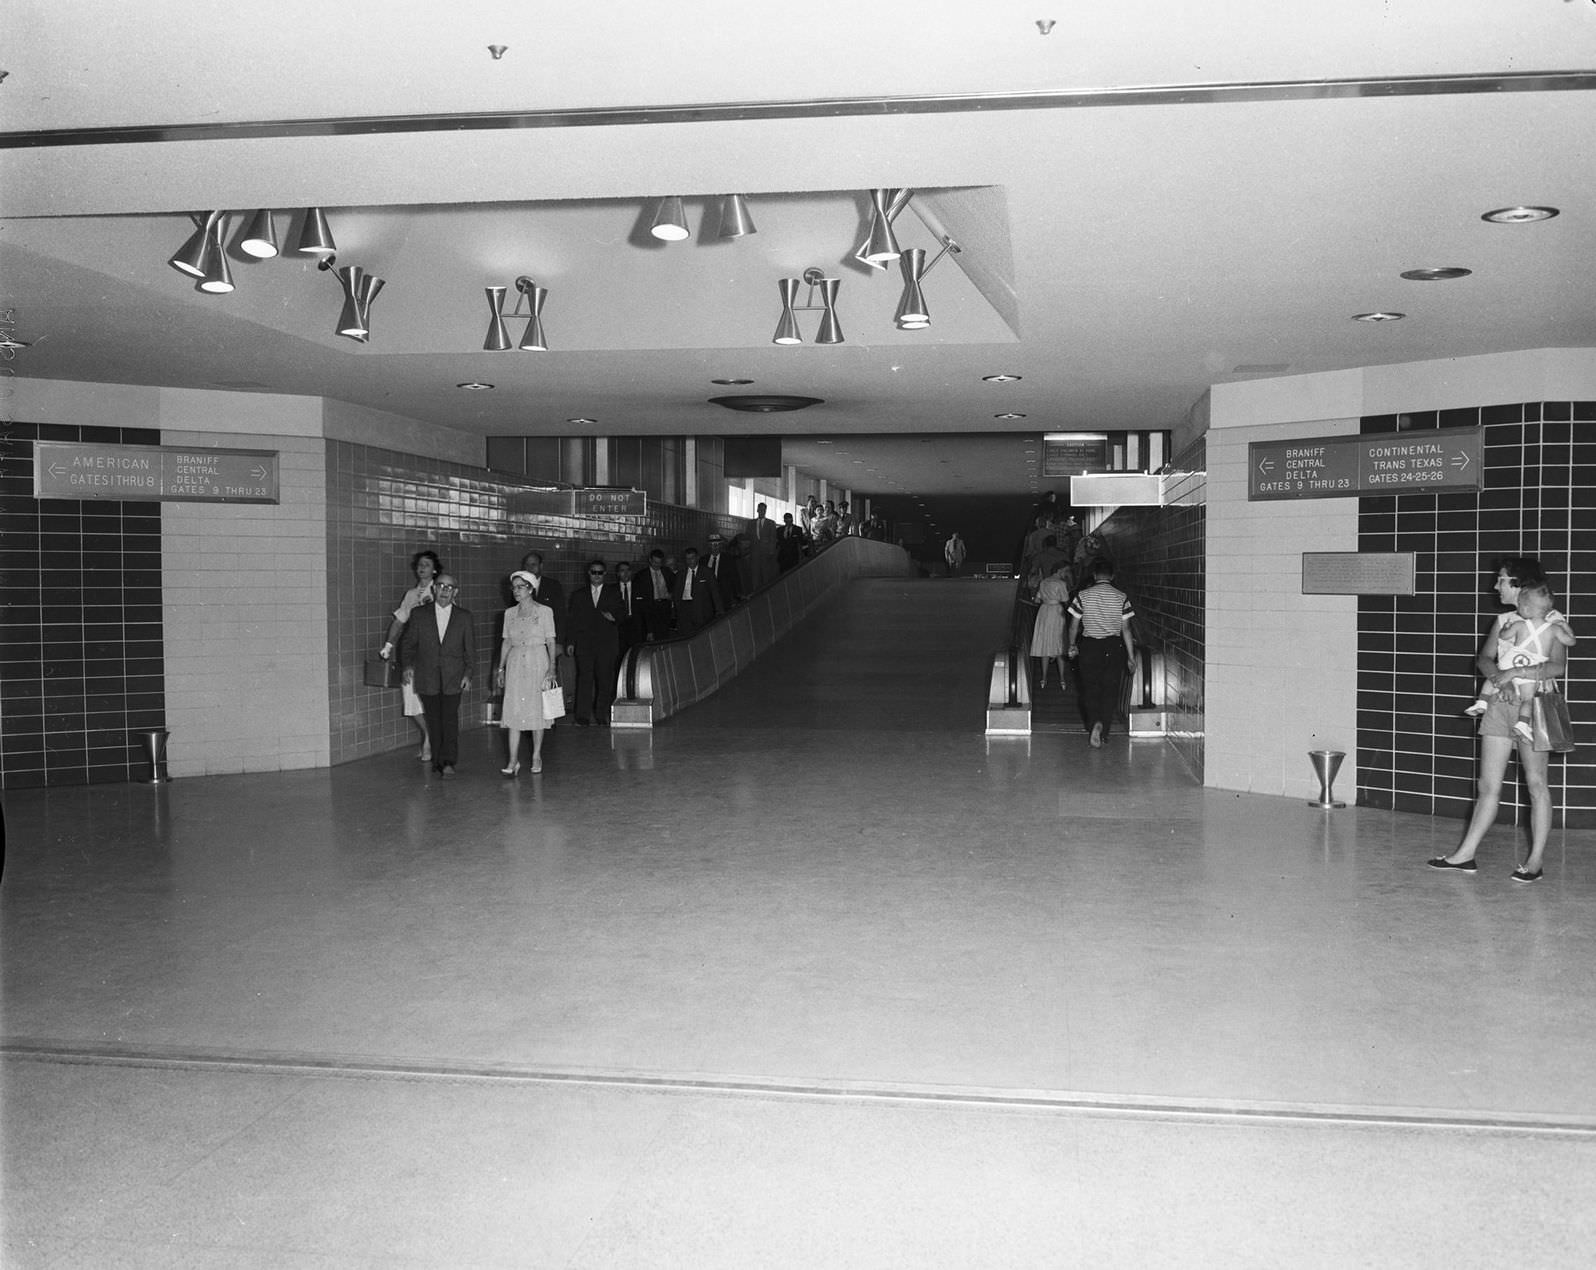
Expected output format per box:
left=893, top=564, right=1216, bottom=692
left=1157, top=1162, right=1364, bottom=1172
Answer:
left=1248, top=427, right=1482, bottom=501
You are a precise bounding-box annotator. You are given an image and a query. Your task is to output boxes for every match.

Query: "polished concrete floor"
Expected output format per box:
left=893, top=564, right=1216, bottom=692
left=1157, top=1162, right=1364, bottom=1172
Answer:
left=4, top=578, right=1594, bottom=1267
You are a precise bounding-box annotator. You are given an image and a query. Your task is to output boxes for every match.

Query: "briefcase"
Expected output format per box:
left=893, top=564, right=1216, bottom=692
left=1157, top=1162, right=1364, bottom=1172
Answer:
left=364, top=656, right=401, bottom=688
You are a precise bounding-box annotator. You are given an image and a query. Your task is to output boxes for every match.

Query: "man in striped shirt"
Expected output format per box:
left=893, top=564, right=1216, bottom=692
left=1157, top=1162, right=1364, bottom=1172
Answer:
left=1067, top=558, right=1138, bottom=748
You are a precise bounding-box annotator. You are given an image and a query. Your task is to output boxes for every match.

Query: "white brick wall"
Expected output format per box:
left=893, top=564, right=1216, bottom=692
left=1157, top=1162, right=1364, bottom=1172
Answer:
left=161, top=433, right=329, bottom=777
left=1204, top=418, right=1360, bottom=800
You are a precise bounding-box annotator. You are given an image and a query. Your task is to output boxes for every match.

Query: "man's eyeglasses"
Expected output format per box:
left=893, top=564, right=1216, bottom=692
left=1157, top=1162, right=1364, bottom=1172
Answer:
left=437, top=583, right=458, bottom=591
left=588, top=570, right=605, bottom=577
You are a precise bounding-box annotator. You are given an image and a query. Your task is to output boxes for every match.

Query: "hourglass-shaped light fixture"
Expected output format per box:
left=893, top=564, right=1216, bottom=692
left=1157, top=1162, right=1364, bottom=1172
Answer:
left=483, top=277, right=552, bottom=351
left=772, top=268, right=842, bottom=346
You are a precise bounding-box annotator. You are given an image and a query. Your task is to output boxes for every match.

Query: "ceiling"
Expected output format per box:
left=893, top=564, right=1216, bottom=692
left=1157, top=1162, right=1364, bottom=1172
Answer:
left=3, top=1, right=1595, bottom=523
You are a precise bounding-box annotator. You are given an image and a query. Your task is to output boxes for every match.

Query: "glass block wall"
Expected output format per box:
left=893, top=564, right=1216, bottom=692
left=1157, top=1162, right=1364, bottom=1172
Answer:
left=1356, top=402, right=1595, bottom=827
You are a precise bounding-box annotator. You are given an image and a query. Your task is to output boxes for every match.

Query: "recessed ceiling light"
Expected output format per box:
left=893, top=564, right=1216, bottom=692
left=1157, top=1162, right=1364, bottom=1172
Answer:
left=1399, top=267, right=1472, bottom=281
left=1352, top=312, right=1405, bottom=323
left=995, top=413, right=1028, bottom=420
left=982, top=374, right=1022, bottom=383
left=711, top=377, right=755, bottom=385
left=566, top=417, right=596, bottom=424
left=817, top=440, right=833, bottom=445
left=1481, top=205, right=1558, bottom=224
left=456, top=381, right=495, bottom=390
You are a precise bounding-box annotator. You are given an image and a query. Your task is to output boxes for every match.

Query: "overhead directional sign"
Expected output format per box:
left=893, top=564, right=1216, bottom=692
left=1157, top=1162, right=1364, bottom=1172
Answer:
left=1248, top=427, right=1482, bottom=500
left=33, top=442, right=279, bottom=503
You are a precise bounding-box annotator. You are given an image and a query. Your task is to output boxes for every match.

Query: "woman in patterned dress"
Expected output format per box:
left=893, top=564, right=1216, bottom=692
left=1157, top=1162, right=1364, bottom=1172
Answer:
left=495, top=570, right=561, bottom=776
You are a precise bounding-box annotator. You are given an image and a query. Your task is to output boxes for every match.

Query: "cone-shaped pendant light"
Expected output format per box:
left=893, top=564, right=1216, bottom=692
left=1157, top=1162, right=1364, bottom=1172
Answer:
left=483, top=286, right=512, bottom=351
left=717, top=194, right=756, bottom=239
left=649, top=196, right=691, bottom=242
left=238, top=208, right=279, bottom=258
left=772, top=277, right=802, bottom=345
left=295, top=207, right=337, bottom=256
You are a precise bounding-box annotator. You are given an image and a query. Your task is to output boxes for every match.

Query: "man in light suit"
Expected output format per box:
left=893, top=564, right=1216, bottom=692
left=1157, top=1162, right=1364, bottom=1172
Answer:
left=566, top=559, right=626, bottom=725
left=400, top=574, right=474, bottom=777
left=670, top=546, right=724, bottom=635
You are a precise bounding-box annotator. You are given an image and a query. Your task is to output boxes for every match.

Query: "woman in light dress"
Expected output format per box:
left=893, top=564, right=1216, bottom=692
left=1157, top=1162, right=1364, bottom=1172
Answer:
left=378, top=549, right=441, bottom=761
left=495, top=570, right=561, bottom=776
left=1029, top=558, right=1071, bottom=690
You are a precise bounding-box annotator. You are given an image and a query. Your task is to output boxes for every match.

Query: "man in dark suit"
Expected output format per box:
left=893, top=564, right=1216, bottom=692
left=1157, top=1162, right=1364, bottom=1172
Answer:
left=518, top=549, right=566, bottom=641
left=704, top=532, right=738, bottom=611
left=566, top=559, right=625, bottom=725
left=670, top=546, right=723, bottom=635
left=614, top=560, right=645, bottom=654
left=635, top=547, right=675, bottom=642
left=400, top=574, right=474, bottom=776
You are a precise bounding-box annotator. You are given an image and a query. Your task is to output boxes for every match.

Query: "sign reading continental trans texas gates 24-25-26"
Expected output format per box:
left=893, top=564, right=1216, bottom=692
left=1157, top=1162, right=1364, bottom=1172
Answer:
left=1248, top=426, right=1483, bottom=501
left=33, top=442, right=280, bottom=504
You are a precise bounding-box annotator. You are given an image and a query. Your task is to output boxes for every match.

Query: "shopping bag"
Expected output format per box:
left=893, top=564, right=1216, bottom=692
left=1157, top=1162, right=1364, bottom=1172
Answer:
left=541, top=685, right=567, bottom=722
left=1531, top=682, right=1576, bottom=753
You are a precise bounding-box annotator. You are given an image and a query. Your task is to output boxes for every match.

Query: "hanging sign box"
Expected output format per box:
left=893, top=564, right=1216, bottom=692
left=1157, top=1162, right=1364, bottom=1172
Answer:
left=1248, top=426, right=1482, bottom=500
left=33, top=441, right=279, bottom=503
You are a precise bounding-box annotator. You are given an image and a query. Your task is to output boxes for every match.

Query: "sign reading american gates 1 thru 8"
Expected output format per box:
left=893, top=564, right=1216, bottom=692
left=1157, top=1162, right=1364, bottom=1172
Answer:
left=33, top=442, right=280, bottom=504
left=1247, top=426, right=1483, bottom=501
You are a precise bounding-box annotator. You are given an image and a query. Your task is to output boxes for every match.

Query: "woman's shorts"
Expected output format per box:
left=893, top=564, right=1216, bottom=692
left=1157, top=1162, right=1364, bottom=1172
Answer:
left=1478, top=692, right=1525, bottom=739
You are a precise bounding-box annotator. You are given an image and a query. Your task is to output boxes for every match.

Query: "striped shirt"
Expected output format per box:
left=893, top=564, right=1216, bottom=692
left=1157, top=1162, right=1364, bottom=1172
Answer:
left=1068, top=582, right=1134, bottom=639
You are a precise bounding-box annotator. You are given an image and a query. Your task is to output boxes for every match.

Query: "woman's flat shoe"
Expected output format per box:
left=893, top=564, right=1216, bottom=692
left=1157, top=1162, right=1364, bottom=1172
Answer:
left=500, top=763, right=521, bottom=778
left=1510, top=868, right=1543, bottom=883
left=1426, top=857, right=1477, bottom=872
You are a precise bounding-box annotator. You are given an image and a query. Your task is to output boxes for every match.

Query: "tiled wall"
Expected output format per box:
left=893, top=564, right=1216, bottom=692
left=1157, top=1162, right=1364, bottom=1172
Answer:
left=0, top=422, right=164, bottom=788
left=1097, top=440, right=1208, bottom=780
left=1204, top=417, right=1362, bottom=800
left=161, top=431, right=330, bottom=777
left=327, top=441, right=744, bottom=764
left=1356, top=402, right=1595, bottom=827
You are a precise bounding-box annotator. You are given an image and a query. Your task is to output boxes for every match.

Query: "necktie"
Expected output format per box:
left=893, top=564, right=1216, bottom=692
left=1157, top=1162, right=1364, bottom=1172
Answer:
left=683, top=569, right=693, bottom=600
left=623, top=583, right=631, bottom=614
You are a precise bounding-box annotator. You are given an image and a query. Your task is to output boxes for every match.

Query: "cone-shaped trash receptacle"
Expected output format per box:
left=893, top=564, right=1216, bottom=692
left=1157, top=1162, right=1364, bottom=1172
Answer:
left=1308, top=749, right=1344, bottom=809
left=134, top=729, right=171, bottom=785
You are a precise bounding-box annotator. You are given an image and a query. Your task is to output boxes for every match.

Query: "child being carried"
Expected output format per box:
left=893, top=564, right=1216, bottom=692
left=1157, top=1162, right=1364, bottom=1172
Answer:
left=1464, top=579, right=1577, bottom=742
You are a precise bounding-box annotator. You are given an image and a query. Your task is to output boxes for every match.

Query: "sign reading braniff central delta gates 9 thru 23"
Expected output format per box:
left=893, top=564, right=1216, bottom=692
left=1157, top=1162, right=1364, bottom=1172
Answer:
left=32, top=442, right=280, bottom=504
left=1247, top=427, right=1483, bottom=501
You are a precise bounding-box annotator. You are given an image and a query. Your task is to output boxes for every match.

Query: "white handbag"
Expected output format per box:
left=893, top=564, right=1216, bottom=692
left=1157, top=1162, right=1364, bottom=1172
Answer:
left=541, top=686, right=566, bottom=721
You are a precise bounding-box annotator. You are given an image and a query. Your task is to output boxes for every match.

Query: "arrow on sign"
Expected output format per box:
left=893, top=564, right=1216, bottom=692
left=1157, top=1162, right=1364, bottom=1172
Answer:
left=250, top=464, right=269, bottom=480
left=1450, top=452, right=1470, bottom=472
left=48, top=463, right=66, bottom=477
left=1257, top=458, right=1275, bottom=475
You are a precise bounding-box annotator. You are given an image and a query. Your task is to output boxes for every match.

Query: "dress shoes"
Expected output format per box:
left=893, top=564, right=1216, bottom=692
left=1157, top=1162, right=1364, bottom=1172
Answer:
left=1510, top=867, right=1544, bottom=883
left=441, top=763, right=456, bottom=779
left=1425, top=856, right=1476, bottom=872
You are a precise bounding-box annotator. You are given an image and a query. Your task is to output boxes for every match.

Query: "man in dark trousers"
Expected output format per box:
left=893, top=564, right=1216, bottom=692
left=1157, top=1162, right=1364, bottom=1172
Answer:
left=518, top=549, right=566, bottom=641
left=400, top=574, right=474, bottom=777
left=566, top=559, right=625, bottom=725
left=635, top=547, right=675, bottom=642
left=670, top=546, right=723, bottom=635
left=614, top=560, right=645, bottom=655
left=704, top=532, right=739, bottom=611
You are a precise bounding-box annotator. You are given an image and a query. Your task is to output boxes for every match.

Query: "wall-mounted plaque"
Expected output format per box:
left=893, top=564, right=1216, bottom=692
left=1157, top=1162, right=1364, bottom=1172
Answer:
left=33, top=441, right=279, bottom=504
left=1302, top=552, right=1416, bottom=595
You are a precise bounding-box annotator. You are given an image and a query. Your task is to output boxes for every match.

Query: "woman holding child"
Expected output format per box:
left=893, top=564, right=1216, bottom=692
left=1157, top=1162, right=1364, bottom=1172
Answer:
left=1428, top=557, right=1575, bottom=883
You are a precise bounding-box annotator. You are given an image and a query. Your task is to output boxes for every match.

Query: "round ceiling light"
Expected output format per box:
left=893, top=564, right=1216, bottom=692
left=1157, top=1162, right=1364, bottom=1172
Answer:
left=1399, top=267, right=1472, bottom=281
left=995, top=412, right=1028, bottom=420
left=982, top=374, right=1022, bottom=383
left=566, top=417, right=596, bottom=425
left=708, top=395, right=823, bottom=413
left=456, top=381, right=495, bottom=390
left=1352, top=312, right=1406, bottom=323
left=710, top=378, right=754, bottom=385
left=1481, top=206, right=1559, bottom=224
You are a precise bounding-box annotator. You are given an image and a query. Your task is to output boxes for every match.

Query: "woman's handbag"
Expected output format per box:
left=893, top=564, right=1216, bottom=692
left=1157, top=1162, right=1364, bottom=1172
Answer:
left=364, top=656, right=401, bottom=688
left=1531, top=680, right=1576, bottom=753
left=541, top=685, right=567, bottom=722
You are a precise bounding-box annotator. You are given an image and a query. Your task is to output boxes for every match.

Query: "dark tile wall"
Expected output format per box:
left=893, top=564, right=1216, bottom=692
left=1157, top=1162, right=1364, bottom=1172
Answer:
left=328, top=441, right=744, bottom=764
left=1098, top=437, right=1208, bottom=781
left=1356, top=403, right=1595, bottom=827
left=1, top=422, right=165, bottom=789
